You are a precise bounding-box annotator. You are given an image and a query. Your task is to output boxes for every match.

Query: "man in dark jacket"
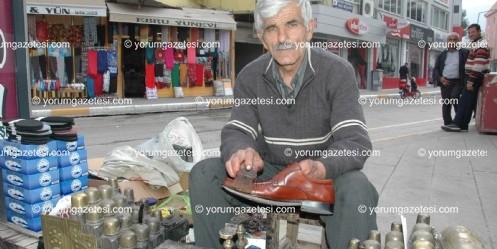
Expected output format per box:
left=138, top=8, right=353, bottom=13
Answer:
left=399, top=63, right=409, bottom=79
left=432, top=33, right=469, bottom=125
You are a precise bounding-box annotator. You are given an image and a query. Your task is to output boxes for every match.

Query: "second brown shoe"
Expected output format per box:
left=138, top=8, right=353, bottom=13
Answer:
left=223, top=162, right=335, bottom=215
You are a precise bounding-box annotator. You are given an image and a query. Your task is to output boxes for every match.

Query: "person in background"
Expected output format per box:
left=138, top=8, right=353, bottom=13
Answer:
left=442, top=24, right=490, bottom=132
left=399, top=62, right=409, bottom=80
left=432, top=32, right=469, bottom=126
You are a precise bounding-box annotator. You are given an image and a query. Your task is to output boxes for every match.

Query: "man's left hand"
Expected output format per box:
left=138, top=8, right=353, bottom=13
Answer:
left=299, top=159, right=326, bottom=179
left=467, top=82, right=474, bottom=91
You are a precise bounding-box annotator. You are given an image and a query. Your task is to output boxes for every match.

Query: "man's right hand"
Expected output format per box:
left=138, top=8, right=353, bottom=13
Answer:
left=225, top=148, right=263, bottom=178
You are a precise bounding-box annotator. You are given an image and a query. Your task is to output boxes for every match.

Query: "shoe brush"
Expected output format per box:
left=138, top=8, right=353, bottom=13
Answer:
left=232, top=164, right=257, bottom=194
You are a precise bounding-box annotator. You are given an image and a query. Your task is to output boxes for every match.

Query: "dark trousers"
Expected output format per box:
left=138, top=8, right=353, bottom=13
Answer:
left=453, top=83, right=481, bottom=130
left=440, top=79, right=462, bottom=125
left=189, top=158, right=379, bottom=249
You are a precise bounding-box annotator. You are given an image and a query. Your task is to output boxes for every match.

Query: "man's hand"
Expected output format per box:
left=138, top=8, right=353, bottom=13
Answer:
left=225, top=148, right=263, bottom=178
left=467, top=82, right=474, bottom=91
left=440, top=76, right=450, bottom=86
left=299, top=159, right=326, bottom=180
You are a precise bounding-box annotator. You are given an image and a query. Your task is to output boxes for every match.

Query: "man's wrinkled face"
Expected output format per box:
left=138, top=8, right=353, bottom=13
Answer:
left=258, top=2, right=314, bottom=68
left=467, top=27, right=480, bottom=41
left=447, top=34, right=459, bottom=50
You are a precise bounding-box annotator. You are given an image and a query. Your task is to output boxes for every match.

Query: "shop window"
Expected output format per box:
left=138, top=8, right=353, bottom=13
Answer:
left=378, top=0, right=402, bottom=15
left=407, top=0, right=427, bottom=23
left=431, top=7, right=449, bottom=31
left=408, top=42, right=423, bottom=77
left=376, top=39, right=400, bottom=77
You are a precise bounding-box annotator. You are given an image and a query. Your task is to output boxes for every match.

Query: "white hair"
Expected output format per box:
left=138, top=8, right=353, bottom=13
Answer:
left=254, top=0, right=313, bottom=34
left=447, top=32, right=460, bottom=40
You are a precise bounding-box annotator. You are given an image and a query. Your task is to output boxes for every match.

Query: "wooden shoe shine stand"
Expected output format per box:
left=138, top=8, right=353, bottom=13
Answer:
left=266, top=212, right=328, bottom=249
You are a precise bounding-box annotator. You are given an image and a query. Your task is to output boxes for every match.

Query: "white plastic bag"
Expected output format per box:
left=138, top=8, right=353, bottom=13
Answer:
left=135, top=117, right=204, bottom=172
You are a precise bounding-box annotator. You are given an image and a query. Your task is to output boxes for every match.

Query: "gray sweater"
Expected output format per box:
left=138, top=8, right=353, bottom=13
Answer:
left=220, top=47, right=372, bottom=179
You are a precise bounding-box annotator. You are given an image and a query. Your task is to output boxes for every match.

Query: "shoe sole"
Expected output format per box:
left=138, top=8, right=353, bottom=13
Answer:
left=222, top=186, right=333, bottom=215
left=441, top=126, right=461, bottom=132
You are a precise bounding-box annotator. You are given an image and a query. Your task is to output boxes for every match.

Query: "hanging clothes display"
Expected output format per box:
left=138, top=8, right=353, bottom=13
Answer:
left=187, top=47, right=196, bottom=64
left=180, top=63, right=188, bottom=86
left=165, top=48, right=175, bottom=70
left=84, top=17, right=98, bottom=46
left=97, top=50, right=108, bottom=74
left=93, top=72, right=103, bottom=96
left=87, top=50, right=98, bottom=77
left=145, top=64, right=156, bottom=88
left=187, top=64, right=196, bottom=87
left=172, top=63, right=180, bottom=87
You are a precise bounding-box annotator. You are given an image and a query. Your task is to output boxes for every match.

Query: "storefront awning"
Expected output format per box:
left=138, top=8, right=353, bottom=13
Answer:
left=107, top=2, right=237, bottom=30
left=26, top=0, right=107, bottom=16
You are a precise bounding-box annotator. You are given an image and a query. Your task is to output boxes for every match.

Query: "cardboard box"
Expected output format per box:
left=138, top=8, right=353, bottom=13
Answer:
left=56, top=135, right=85, bottom=152
left=58, top=149, right=88, bottom=167
left=2, top=168, right=59, bottom=189
left=88, top=158, right=183, bottom=202
left=60, top=175, right=88, bottom=195
left=1, top=140, right=57, bottom=159
left=3, top=182, right=61, bottom=204
left=5, top=196, right=60, bottom=217
left=0, top=156, right=58, bottom=174
left=59, top=162, right=88, bottom=181
left=7, top=210, right=42, bottom=232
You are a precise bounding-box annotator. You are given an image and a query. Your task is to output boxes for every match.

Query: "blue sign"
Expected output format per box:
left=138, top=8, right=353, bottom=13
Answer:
left=332, top=0, right=353, bottom=12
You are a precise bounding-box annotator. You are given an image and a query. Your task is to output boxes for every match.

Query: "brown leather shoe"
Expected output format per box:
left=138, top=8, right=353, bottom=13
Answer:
left=223, top=162, right=335, bottom=215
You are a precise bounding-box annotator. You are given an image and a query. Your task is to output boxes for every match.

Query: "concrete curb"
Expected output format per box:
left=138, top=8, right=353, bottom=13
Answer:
left=31, top=90, right=441, bottom=118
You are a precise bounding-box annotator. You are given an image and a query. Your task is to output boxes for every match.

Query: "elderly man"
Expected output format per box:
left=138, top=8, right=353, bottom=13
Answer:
left=189, top=0, right=378, bottom=248
left=442, top=24, right=491, bottom=132
left=432, top=33, right=469, bottom=126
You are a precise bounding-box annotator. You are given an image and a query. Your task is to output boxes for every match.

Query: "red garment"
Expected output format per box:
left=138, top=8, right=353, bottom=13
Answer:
left=93, top=73, right=103, bottom=96
left=87, top=50, right=98, bottom=77
left=36, top=21, right=49, bottom=41
left=187, top=47, right=196, bottom=64
left=145, top=64, right=156, bottom=88
left=174, top=49, right=185, bottom=62
left=155, top=48, right=165, bottom=63
left=190, top=28, right=199, bottom=42
left=196, top=64, right=204, bottom=86
left=187, top=64, right=196, bottom=87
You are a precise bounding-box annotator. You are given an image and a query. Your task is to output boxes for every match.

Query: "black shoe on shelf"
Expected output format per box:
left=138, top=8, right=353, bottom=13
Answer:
left=441, top=124, right=461, bottom=132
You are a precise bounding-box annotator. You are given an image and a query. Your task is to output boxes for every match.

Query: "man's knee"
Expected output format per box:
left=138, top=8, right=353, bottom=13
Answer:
left=334, top=170, right=378, bottom=204
left=189, top=157, right=225, bottom=186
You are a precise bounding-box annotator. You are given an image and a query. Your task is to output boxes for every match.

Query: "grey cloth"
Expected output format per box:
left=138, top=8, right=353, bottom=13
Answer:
left=220, top=47, right=371, bottom=180
left=189, top=158, right=379, bottom=248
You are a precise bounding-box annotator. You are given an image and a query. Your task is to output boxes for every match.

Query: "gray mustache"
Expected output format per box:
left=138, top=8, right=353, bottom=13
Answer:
left=274, top=42, right=297, bottom=50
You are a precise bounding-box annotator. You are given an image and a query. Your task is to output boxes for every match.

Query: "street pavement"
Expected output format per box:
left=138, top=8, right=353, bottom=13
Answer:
left=29, top=86, right=440, bottom=118
left=26, top=85, right=497, bottom=248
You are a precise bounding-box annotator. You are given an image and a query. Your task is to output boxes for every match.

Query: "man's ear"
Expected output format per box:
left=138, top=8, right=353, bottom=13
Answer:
left=306, top=18, right=316, bottom=41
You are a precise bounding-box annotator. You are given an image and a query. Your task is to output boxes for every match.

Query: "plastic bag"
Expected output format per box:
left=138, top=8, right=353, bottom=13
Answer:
left=155, top=193, right=192, bottom=216
left=135, top=117, right=204, bottom=172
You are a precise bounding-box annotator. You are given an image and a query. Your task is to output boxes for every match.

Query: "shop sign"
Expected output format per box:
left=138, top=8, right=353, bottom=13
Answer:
left=345, top=18, right=368, bottom=35
left=26, top=5, right=106, bottom=16
left=384, top=15, right=410, bottom=39
left=409, top=24, right=434, bottom=43
left=134, top=18, right=219, bottom=29
left=332, top=0, right=353, bottom=12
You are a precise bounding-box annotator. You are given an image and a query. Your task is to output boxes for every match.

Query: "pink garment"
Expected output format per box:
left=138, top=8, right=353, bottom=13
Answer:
left=187, top=47, right=196, bottom=64
left=165, top=47, right=175, bottom=70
